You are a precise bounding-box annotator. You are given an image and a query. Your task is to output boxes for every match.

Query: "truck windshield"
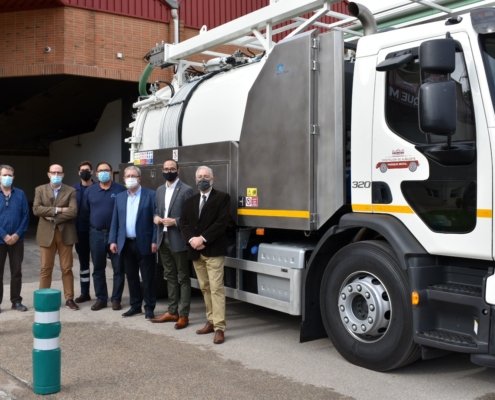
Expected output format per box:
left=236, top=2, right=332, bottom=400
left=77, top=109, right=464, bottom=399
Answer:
left=480, top=34, right=495, bottom=113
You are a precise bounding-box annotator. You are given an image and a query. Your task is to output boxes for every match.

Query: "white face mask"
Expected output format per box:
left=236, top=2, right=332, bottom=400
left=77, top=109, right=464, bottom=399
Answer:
left=125, top=178, right=139, bottom=189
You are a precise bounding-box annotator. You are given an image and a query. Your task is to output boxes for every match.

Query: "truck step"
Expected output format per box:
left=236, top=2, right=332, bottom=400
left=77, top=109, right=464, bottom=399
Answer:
left=428, top=283, right=482, bottom=297
left=418, top=329, right=477, bottom=348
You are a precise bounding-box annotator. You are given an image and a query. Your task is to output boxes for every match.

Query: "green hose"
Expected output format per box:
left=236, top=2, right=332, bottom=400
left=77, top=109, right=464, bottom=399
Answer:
left=139, top=63, right=154, bottom=96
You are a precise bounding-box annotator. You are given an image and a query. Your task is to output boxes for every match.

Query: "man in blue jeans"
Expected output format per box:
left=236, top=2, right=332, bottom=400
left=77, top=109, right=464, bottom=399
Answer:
left=81, top=162, right=126, bottom=311
left=73, top=161, right=96, bottom=304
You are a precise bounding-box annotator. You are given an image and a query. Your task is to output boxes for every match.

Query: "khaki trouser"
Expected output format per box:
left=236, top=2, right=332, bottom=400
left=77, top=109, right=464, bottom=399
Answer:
left=39, top=228, right=74, bottom=300
left=193, top=254, right=226, bottom=331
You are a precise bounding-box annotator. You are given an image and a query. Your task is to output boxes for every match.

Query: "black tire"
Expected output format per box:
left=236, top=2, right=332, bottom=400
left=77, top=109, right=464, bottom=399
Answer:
left=320, top=240, right=420, bottom=371
left=155, top=263, right=168, bottom=299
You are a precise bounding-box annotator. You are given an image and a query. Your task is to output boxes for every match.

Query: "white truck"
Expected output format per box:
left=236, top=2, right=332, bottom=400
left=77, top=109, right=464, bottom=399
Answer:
left=124, top=0, right=495, bottom=371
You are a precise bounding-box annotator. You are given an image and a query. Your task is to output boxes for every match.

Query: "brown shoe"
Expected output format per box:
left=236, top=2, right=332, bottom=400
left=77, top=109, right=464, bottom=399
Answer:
left=213, top=330, right=225, bottom=344
left=91, top=301, right=107, bottom=311
left=174, top=316, right=189, bottom=330
left=65, top=300, right=79, bottom=311
left=112, top=302, right=122, bottom=311
left=149, top=312, right=179, bottom=323
left=196, top=322, right=214, bottom=334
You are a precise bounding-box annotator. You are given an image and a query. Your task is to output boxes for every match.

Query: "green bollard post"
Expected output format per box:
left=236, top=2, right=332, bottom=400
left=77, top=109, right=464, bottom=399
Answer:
left=32, top=288, right=62, bottom=395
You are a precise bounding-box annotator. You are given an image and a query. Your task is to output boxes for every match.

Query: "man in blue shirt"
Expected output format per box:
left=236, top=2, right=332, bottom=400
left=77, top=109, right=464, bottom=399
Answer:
left=109, top=166, right=157, bottom=319
left=81, top=162, right=126, bottom=311
left=0, top=165, right=29, bottom=312
left=73, top=161, right=96, bottom=304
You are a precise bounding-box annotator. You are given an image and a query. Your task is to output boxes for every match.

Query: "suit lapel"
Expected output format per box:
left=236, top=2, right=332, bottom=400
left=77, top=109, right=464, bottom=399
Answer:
left=168, top=181, right=181, bottom=213
left=199, top=188, right=215, bottom=221
left=54, top=185, right=65, bottom=206
left=136, top=187, right=145, bottom=220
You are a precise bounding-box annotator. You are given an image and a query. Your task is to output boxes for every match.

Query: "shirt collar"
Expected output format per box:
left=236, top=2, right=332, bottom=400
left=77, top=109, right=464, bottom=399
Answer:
left=128, top=185, right=142, bottom=197
left=166, top=179, right=180, bottom=190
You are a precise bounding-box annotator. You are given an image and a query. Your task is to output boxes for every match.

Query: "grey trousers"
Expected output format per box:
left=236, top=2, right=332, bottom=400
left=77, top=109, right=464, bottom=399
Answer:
left=159, top=235, right=191, bottom=316
left=0, top=241, right=24, bottom=304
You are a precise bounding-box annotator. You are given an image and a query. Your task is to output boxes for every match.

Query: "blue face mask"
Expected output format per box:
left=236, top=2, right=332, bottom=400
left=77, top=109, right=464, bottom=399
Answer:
left=98, top=171, right=111, bottom=183
left=1, top=176, right=13, bottom=187
left=51, top=176, right=63, bottom=185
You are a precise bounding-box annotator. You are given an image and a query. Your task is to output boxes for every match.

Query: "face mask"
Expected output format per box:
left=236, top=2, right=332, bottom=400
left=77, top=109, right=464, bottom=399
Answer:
left=80, top=170, right=92, bottom=181
left=51, top=176, right=63, bottom=185
left=197, top=178, right=211, bottom=192
left=163, top=172, right=178, bottom=182
left=125, top=178, right=139, bottom=189
left=98, top=171, right=111, bottom=183
left=1, top=176, right=13, bottom=187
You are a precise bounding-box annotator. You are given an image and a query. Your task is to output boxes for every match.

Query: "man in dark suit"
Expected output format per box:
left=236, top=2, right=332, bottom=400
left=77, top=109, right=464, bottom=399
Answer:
left=109, top=166, right=157, bottom=319
left=150, top=159, right=193, bottom=329
left=33, top=164, right=79, bottom=310
left=72, top=160, right=96, bottom=303
left=180, top=166, right=230, bottom=344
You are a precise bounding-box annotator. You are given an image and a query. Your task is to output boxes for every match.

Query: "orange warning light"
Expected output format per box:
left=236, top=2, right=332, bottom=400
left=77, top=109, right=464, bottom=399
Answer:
left=412, top=291, right=420, bottom=306
left=256, top=228, right=265, bottom=235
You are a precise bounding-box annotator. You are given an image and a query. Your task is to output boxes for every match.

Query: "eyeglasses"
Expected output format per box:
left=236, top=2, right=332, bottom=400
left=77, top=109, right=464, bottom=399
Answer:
left=162, top=168, right=177, bottom=173
left=97, top=169, right=111, bottom=173
left=49, top=171, right=64, bottom=175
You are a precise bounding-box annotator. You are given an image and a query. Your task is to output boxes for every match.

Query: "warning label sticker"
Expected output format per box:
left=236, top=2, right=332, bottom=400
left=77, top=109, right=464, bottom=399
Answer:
left=247, top=188, right=258, bottom=196
left=245, top=196, right=258, bottom=207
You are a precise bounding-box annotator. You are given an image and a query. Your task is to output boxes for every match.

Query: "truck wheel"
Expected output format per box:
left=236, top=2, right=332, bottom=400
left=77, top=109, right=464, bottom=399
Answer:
left=320, top=241, right=420, bottom=371
left=408, top=162, right=417, bottom=172
left=379, top=163, right=388, bottom=173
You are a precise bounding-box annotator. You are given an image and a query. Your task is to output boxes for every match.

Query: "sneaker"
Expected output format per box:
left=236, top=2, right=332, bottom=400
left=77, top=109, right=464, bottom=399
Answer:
left=75, top=293, right=91, bottom=303
left=65, top=300, right=80, bottom=311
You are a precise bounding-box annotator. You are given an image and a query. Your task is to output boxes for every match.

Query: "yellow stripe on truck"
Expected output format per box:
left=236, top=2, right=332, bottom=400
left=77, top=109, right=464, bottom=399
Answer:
left=373, top=205, right=414, bottom=214
left=477, top=209, right=493, bottom=218
left=237, top=209, right=310, bottom=218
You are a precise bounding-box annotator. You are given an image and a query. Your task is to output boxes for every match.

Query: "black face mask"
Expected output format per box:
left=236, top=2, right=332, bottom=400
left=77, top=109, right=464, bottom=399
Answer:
left=163, top=172, right=178, bottom=182
left=197, top=178, right=211, bottom=192
left=80, top=170, right=92, bottom=181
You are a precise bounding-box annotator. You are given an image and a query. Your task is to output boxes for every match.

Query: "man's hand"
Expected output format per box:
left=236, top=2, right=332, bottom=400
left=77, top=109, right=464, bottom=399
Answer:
left=153, top=216, right=163, bottom=225
left=110, top=243, right=118, bottom=254
left=190, top=236, right=204, bottom=250
left=10, top=234, right=19, bottom=245
left=151, top=243, right=158, bottom=253
left=162, top=218, right=176, bottom=227
left=3, top=235, right=13, bottom=245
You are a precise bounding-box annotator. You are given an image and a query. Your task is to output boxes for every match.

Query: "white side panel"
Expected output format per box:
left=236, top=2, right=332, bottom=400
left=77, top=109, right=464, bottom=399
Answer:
left=139, top=107, right=163, bottom=151
left=350, top=56, right=377, bottom=210
left=182, top=62, right=264, bottom=145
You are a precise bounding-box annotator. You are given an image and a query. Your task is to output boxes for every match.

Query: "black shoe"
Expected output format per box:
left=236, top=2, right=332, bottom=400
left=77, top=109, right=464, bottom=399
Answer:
left=91, top=301, right=107, bottom=311
left=11, top=302, right=27, bottom=312
left=122, top=307, right=142, bottom=317
left=75, top=294, right=91, bottom=303
left=145, top=310, right=155, bottom=319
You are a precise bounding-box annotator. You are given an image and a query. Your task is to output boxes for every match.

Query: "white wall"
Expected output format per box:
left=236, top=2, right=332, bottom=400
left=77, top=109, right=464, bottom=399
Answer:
left=50, top=99, right=123, bottom=186
left=0, top=156, right=49, bottom=202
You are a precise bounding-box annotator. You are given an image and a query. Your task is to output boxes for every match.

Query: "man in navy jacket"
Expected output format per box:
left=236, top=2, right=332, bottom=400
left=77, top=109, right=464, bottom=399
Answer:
left=109, top=166, right=157, bottom=319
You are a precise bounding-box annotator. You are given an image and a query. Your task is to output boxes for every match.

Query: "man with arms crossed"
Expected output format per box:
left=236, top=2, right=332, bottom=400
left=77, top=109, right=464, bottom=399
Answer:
left=150, top=159, right=193, bottom=329
left=33, top=164, right=79, bottom=310
left=180, top=166, right=230, bottom=344
left=0, top=165, right=29, bottom=312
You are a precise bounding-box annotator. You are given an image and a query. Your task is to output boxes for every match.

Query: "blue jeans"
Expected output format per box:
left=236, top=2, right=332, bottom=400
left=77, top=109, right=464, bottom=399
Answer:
left=89, top=227, right=125, bottom=303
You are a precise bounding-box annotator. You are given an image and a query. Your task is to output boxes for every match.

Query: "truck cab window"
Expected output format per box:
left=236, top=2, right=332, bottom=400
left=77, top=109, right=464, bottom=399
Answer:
left=386, top=52, right=476, bottom=144
left=479, top=34, right=495, bottom=112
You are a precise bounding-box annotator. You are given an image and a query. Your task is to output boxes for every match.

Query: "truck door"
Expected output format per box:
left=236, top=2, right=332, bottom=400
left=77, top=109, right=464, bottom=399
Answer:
left=371, top=33, right=492, bottom=259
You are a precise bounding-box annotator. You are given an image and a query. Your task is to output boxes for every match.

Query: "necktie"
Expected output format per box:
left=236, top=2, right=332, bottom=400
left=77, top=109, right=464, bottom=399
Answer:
left=199, top=195, right=206, bottom=217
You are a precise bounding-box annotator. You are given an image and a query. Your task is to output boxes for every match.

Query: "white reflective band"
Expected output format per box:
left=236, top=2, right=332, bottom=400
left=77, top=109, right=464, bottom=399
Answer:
left=80, top=269, right=90, bottom=274
left=34, top=337, right=60, bottom=351
left=34, top=311, right=60, bottom=324
left=81, top=278, right=90, bottom=282
left=486, top=273, right=495, bottom=305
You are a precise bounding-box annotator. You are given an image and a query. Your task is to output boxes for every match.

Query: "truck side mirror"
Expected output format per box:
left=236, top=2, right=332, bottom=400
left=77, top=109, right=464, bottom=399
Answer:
left=419, top=39, right=455, bottom=74
left=418, top=81, right=457, bottom=136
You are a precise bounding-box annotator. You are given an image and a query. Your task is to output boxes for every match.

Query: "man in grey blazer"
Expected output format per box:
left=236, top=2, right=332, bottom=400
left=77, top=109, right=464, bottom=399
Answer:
left=150, top=159, right=194, bottom=329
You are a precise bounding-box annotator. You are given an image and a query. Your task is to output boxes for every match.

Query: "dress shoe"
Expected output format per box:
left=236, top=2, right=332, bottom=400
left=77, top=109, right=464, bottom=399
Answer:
left=213, top=330, right=225, bottom=344
left=11, top=302, right=27, bottom=312
left=145, top=310, right=155, bottom=319
left=174, top=316, right=189, bottom=330
left=91, top=301, right=107, bottom=311
left=65, top=300, right=80, bottom=311
left=112, top=301, right=122, bottom=311
left=196, top=322, right=214, bottom=334
left=75, top=293, right=91, bottom=303
left=150, top=312, right=179, bottom=323
left=122, top=307, right=142, bottom=317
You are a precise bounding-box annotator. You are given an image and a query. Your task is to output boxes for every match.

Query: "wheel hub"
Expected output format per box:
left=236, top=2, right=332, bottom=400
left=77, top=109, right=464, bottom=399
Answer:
left=338, top=273, right=391, bottom=342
